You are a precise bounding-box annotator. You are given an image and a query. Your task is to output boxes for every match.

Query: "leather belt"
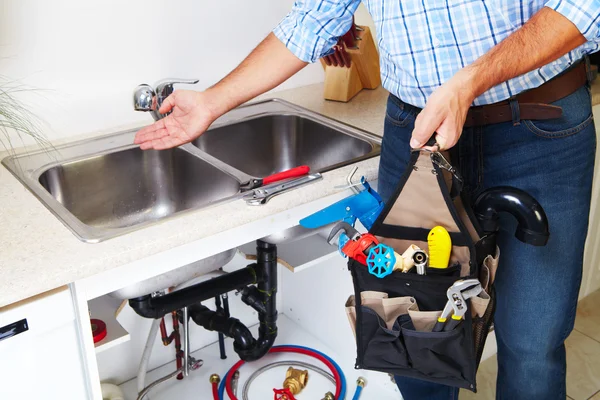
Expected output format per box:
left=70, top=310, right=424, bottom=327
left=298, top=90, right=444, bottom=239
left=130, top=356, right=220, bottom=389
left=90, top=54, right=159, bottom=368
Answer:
left=463, top=61, right=588, bottom=128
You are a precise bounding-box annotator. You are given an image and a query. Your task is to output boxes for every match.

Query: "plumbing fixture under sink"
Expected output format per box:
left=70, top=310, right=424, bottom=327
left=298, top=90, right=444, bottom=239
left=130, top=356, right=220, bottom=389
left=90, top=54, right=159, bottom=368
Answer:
left=2, top=99, right=381, bottom=242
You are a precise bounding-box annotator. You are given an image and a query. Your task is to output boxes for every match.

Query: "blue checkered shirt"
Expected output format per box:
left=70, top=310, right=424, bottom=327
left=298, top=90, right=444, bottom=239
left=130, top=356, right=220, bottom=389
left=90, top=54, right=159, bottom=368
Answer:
left=273, top=0, right=600, bottom=107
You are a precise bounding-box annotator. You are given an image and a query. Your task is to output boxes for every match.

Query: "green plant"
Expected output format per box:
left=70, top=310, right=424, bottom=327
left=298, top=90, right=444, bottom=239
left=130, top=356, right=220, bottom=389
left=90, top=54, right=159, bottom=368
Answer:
left=0, top=76, right=51, bottom=155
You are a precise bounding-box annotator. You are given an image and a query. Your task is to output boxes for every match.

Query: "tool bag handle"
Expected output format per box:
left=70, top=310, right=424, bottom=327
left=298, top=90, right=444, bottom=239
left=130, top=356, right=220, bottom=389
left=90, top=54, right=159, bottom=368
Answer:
left=370, top=149, right=484, bottom=276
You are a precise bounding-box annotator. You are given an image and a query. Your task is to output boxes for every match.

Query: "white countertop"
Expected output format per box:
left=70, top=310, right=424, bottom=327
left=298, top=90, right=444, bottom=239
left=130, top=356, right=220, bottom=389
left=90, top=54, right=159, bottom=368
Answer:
left=0, top=84, right=389, bottom=308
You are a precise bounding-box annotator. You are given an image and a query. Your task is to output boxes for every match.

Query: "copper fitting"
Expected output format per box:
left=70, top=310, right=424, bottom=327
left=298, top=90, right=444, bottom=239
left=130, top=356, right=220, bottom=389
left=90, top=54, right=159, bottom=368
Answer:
left=357, top=377, right=366, bottom=387
left=209, top=374, right=220, bottom=384
left=283, top=367, right=309, bottom=395
left=322, top=392, right=335, bottom=400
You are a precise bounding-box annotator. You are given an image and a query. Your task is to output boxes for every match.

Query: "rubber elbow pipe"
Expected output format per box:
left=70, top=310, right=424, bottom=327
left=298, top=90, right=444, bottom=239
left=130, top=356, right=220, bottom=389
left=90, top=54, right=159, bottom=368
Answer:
left=474, top=186, right=549, bottom=246
left=235, top=314, right=278, bottom=362
left=188, top=304, right=256, bottom=351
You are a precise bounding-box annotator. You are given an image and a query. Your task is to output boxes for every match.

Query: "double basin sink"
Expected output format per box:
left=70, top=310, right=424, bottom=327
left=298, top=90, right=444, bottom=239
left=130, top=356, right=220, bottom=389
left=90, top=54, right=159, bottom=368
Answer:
left=3, top=99, right=381, bottom=243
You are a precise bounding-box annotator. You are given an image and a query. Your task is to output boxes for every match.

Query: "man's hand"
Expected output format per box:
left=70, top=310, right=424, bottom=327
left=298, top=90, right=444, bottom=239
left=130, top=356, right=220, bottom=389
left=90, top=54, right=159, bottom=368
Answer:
left=410, top=70, right=476, bottom=150
left=134, top=90, right=221, bottom=150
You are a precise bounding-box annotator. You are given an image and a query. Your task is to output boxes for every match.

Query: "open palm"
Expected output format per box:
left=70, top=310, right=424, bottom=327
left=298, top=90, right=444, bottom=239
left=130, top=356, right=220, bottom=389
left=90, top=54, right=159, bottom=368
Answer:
left=134, top=90, right=216, bottom=150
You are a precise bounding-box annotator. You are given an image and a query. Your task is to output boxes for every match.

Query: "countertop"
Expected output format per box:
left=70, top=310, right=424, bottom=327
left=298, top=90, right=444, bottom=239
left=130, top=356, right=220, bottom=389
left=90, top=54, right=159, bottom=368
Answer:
left=0, top=84, right=388, bottom=308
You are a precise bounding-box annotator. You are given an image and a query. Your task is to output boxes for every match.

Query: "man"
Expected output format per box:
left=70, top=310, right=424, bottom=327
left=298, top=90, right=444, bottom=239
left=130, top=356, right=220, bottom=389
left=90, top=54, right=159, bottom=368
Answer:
left=134, top=1, right=600, bottom=398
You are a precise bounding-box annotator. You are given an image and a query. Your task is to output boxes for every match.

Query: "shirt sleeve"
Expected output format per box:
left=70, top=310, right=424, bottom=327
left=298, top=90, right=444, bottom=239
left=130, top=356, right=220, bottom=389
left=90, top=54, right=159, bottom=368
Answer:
left=273, top=0, right=362, bottom=63
left=545, top=0, right=600, bottom=43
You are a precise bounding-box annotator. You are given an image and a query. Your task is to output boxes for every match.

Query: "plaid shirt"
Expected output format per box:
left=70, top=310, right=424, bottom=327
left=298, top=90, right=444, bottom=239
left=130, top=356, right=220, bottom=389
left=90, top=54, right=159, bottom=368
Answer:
left=273, top=0, right=600, bottom=107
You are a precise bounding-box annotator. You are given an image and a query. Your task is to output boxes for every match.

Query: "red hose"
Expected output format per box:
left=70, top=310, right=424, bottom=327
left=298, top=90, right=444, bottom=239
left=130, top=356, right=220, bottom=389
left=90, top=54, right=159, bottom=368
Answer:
left=224, top=346, right=342, bottom=400
left=212, top=381, right=220, bottom=400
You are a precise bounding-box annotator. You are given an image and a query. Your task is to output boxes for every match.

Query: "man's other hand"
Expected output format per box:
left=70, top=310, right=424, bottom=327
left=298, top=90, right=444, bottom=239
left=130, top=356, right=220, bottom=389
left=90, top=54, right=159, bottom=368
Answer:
left=410, top=70, right=476, bottom=150
left=134, top=90, right=220, bottom=150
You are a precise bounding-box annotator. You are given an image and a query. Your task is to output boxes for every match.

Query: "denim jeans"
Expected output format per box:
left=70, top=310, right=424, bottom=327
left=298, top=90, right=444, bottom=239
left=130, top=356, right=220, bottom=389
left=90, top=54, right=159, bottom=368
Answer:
left=378, top=85, right=596, bottom=400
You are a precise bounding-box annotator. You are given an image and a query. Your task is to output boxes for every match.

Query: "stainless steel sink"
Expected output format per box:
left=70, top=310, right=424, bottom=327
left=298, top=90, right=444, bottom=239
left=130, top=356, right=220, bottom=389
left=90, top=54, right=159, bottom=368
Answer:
left=2, top=99, right=381, bottom=243
left=193, top=114, right=375, bottom=177
left=38, top=147, right=240, bottom=230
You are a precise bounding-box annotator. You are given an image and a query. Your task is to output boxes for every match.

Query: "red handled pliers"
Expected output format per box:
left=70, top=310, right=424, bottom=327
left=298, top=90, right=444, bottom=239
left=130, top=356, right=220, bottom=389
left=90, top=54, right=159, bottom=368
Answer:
left=240, top=165, right=310, bottom=192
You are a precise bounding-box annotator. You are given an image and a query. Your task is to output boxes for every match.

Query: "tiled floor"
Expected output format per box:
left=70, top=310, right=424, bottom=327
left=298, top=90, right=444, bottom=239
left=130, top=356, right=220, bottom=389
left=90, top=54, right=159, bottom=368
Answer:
left=461, top=289, right=600, bottom=400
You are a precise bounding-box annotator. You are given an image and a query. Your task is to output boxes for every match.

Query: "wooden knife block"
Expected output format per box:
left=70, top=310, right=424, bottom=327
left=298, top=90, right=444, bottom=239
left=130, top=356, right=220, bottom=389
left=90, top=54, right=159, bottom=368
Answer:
left=321, top=26, right=381, bottom=102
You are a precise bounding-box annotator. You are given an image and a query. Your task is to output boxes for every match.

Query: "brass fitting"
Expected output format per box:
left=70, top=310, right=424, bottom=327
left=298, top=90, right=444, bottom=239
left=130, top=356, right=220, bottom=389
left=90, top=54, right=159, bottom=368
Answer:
left=321, top=392, right=335, bottom=400
left=209, top=374, right=220, bottom=384
left=283, top=367, right=309, bottom=395
left=357, top=377, right=366, bottom=387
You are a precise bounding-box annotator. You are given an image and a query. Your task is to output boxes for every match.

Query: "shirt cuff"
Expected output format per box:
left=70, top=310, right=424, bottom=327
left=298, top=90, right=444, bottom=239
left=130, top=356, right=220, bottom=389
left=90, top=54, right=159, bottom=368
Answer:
left=273, top=15, right=335, bottom=63
left=545, top=0, right=600, bottom=42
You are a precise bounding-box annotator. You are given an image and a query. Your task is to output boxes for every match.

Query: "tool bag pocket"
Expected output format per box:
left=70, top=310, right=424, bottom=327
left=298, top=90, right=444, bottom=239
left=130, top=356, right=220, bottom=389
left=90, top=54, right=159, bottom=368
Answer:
left=402, top=319, right=473, bottom=380
left=347, top=149, right=497, bottom=392
left=359, top=306, right=411, bottom=368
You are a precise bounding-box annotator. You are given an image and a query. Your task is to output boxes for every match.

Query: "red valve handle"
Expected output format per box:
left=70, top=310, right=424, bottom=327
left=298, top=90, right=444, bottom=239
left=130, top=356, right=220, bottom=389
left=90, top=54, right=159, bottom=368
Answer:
left=273, top=388, right=297, bottom=400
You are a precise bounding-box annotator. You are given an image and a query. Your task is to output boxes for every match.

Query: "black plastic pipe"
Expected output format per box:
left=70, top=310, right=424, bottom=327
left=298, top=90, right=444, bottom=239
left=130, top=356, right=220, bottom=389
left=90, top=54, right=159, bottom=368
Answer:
left=129, top=240, right=279, bottom=362
left=188, top=304, right=255, bottom=351
left=129, top=265, right=260, bottom=319
left=235, top=240, right=278, bottom=362
left=474, top=186, right=549, bottom=246
left=214, top=296, right=227, bottom=360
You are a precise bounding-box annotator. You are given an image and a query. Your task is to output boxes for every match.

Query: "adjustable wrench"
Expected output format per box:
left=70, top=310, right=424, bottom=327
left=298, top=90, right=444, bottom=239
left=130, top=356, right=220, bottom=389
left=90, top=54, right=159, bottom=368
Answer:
left=432, top=279, right=482, bottom=332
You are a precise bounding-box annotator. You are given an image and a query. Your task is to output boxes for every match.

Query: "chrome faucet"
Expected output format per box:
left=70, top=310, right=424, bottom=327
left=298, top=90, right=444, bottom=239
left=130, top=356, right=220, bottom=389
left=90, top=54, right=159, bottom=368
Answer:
left=133, top=79, right=199, bottom=121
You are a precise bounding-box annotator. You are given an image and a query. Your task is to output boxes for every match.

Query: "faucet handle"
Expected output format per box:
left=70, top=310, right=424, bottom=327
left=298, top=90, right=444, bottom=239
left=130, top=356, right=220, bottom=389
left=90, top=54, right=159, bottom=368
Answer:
left=155, top=78, right=200, bottom=99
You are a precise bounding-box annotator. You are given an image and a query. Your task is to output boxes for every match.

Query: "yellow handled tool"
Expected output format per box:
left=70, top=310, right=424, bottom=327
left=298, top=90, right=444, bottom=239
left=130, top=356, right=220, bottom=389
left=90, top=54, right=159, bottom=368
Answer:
left=427, top=226, right=452, bottom=269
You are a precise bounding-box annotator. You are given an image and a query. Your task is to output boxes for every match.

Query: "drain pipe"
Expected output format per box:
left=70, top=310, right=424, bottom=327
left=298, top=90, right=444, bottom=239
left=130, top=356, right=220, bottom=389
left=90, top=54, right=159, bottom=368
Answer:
left=129, top=240, right=278, bottom=362
left=238, top=240, right=278, bottom=361
left=474, top=186, right=549, bottom=246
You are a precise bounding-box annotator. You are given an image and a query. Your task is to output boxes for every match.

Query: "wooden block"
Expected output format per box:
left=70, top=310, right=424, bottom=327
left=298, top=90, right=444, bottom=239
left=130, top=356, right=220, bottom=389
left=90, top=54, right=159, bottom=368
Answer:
left=322, top=62, right=363, bottom=102
left=347, top=26, right=381, bottom=89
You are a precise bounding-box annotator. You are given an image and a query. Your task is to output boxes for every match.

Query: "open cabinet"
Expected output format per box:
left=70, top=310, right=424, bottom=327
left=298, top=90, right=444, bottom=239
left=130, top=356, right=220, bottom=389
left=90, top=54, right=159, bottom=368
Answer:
left=85, top=233, right=404, bottom=400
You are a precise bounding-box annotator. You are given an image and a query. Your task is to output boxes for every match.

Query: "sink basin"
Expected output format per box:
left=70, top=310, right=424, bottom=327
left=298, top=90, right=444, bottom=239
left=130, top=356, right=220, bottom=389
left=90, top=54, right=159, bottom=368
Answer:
left=2, top=99, right=381, bottom=243
left=193, top=114, right=375, bottom=176
left=39, top=147, right=240, bottom=230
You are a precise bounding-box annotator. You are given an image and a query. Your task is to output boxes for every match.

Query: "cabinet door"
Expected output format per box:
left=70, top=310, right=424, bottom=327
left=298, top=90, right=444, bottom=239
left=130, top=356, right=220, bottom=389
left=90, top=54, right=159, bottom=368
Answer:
left=0, top=287, right=89, bottom=399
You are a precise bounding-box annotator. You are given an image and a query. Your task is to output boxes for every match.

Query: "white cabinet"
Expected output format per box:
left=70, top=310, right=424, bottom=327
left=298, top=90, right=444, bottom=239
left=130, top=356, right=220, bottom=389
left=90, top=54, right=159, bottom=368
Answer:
left=0, top=287, right=89, bottom=399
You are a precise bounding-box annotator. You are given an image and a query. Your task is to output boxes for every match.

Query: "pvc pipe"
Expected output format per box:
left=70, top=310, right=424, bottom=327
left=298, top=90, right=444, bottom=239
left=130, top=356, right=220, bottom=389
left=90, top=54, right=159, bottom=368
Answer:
left=137, top=319, right=161, bottom=394
left=100, top=383, right=125, bottom=400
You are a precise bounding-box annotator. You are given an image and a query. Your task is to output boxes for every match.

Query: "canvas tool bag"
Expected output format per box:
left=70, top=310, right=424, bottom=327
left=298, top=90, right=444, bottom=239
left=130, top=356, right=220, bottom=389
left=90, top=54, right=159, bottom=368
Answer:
left=345, top=149, right=498, bottom=392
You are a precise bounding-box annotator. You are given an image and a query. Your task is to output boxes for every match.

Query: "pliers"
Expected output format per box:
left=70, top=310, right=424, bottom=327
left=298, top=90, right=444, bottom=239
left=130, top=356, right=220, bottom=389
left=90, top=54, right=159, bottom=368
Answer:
left=240, top=165, right=310, bottom=192
left=432, top=279, right=482, bottom=332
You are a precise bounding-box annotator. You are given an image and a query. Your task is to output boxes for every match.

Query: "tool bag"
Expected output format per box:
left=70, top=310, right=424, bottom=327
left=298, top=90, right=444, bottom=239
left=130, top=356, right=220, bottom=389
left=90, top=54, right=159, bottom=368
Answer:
left=345, top=149, right=499, bottom=392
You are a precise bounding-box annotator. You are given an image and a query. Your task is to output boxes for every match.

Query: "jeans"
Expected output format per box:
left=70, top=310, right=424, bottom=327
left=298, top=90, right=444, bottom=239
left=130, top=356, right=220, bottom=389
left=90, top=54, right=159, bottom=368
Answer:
left=378, top=85, right=596, bottom=400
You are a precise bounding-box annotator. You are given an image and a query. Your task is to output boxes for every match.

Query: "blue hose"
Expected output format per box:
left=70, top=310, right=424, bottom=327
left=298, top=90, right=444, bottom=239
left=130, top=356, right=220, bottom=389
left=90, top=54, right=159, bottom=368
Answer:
left=217, top=345, right=346, bottom=399
left=352, top=385, right=363, bottom=400
left=218, top=370, right=227, bottom=399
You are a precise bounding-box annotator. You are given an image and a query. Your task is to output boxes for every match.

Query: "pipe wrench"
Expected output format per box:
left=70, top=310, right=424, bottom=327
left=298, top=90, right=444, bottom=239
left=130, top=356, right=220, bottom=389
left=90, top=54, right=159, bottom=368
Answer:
left=432, top=279, right=482, bottom=332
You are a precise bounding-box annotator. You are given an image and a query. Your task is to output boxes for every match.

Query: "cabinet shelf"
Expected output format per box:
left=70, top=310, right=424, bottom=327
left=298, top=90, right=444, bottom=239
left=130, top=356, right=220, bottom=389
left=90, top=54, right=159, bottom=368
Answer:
left=88, top=295, right=130, bottom=354
left=239, top=232, right=339, bottom=273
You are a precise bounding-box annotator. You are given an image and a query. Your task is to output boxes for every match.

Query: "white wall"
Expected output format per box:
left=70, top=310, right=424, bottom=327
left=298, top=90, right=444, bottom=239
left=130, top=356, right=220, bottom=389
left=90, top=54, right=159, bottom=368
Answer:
left=0, top=0, right=330, bottom=144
